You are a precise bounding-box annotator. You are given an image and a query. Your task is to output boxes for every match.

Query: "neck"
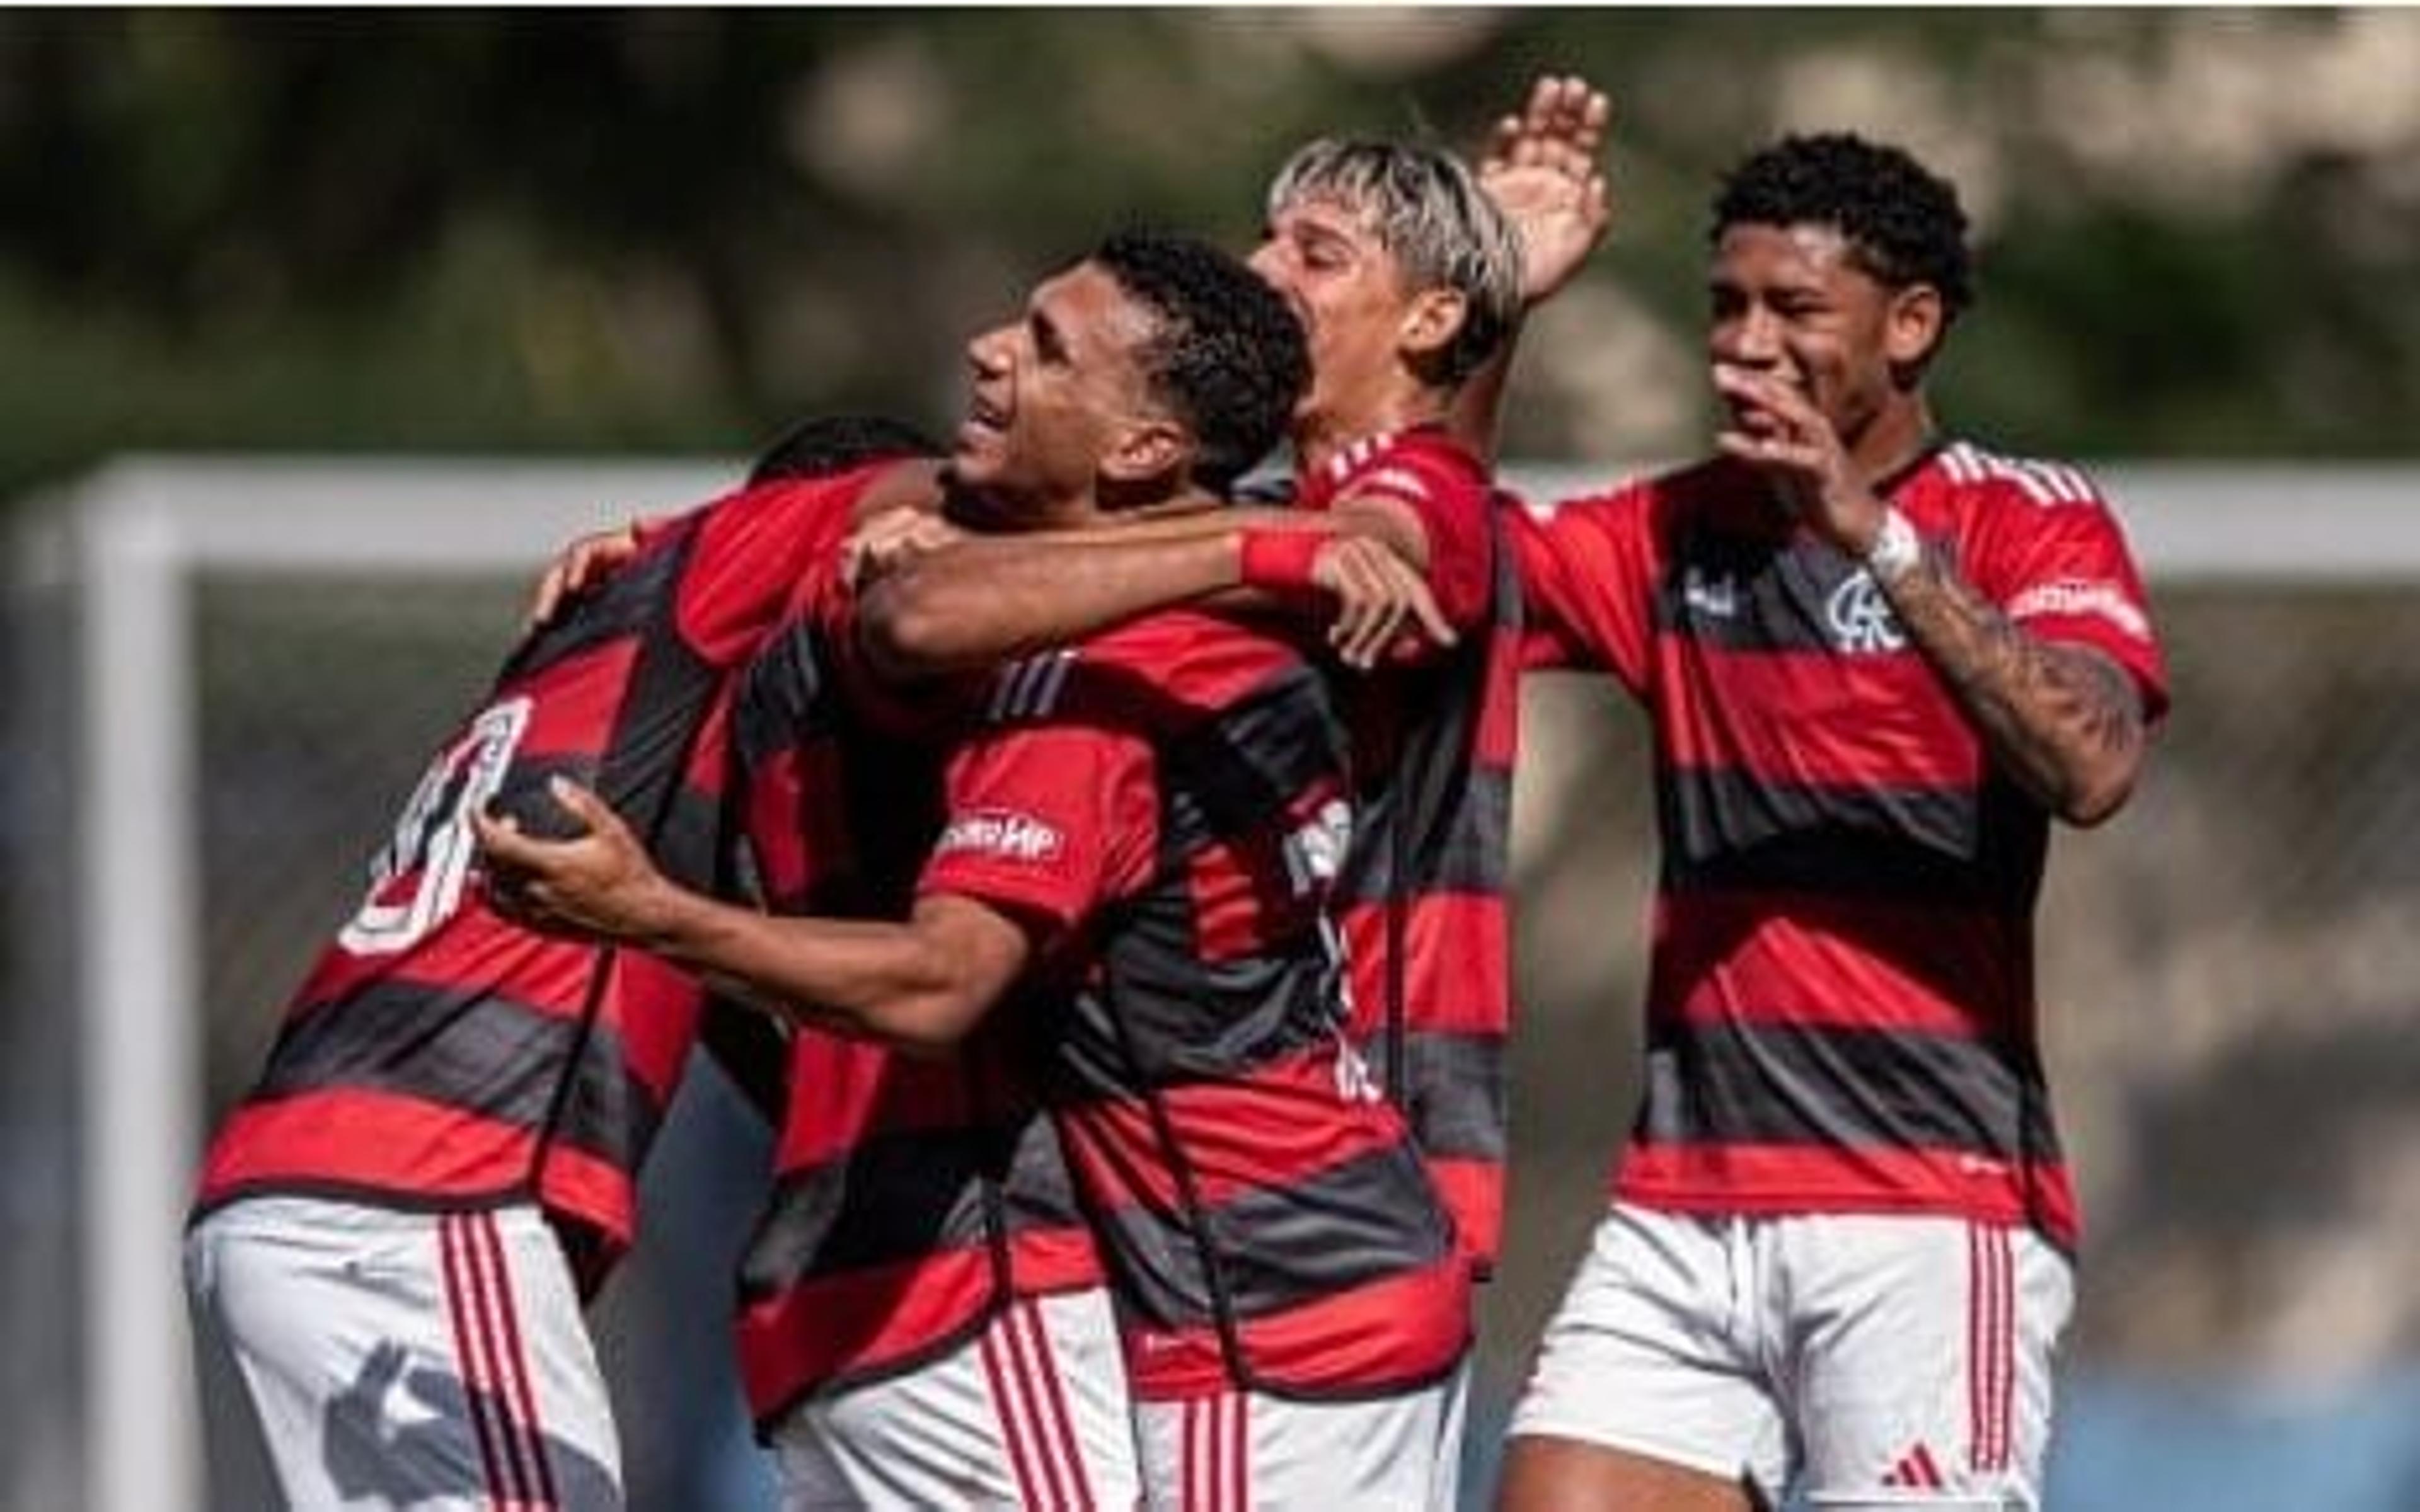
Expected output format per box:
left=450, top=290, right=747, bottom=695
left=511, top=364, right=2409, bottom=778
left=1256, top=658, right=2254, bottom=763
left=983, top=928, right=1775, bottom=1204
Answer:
left=1843, top=392, right=1937, bottom=490
left=1291, top=381, right=1452, bottom=478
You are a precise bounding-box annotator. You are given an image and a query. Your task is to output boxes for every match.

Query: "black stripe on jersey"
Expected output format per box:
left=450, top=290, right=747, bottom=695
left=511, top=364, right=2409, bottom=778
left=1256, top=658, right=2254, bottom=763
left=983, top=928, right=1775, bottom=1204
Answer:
left=1056, top=956, right=1338, bottom=1096
left=650, top=779, right=725, bottom=894
left=1337, top=765, right=1509, bottom=902
left=1650, top=491, right=1954, bottom=656
left=255, top=980, right=662, bottom=1171
left=1383, top=1032, right=1507, bottom=1163
left=732, top=619, right=840, bottom=776
left=1660, top=768, right=2046, bottom=910
left=1093, top=1142, right=1456, bottom=1331
left=739, top=1129, right=989, bottom=1292
left=1637, top=1016, right=2060, bottom=1164
left=1158, top=664, right=1347, bottom=858
left=498, top=525, right=696, bottom=687
left=594, top=627, right=721, bottom=843
left=738, top=1111, right=1078, bottom=1294
left=485, top=753, right=602, bottom=840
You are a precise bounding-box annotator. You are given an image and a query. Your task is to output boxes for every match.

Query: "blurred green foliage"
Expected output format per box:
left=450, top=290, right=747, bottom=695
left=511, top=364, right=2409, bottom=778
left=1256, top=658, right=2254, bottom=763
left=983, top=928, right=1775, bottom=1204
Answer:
left=3, top=8, right=2415, bottom=500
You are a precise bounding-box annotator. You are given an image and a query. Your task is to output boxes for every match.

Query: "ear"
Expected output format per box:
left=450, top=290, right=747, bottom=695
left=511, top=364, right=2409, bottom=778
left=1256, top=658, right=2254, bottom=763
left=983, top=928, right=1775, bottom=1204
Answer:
left=1100, top=416, right=1190, bottom=488
left=1884, top=283, right=1947, bottom=372
left=1398, top=287, right=1470, bottom=364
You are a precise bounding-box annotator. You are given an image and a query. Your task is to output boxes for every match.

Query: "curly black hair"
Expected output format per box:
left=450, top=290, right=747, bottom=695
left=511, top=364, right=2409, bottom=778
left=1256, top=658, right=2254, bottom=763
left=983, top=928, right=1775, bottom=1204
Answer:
left=1713, top=133, right=1974, bottom=320
left=1092, top=229, right=1309, bottom=493
left=747, top=413, right=941, bottom=485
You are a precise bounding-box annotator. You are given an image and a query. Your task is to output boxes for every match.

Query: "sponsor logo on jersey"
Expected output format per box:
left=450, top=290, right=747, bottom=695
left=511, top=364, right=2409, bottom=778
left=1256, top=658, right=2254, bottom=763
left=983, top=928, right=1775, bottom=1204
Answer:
left=935, top=809, right=1064, bottom=865
left=1683, top=566, right=1741, bottom=620
left=2008, top=577, right=2152, bottom=641
left=1825, top=571, right=1906, bottom=654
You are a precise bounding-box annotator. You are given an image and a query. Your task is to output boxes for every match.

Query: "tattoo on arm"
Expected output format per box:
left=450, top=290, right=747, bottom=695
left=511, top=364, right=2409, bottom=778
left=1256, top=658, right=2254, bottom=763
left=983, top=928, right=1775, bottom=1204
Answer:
left=1884, top=551, right=2146, bottom=824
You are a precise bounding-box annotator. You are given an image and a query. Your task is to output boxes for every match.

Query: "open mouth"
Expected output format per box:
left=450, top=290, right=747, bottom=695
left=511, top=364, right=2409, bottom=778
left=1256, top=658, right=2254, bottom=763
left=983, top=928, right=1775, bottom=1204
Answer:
left=965, top=391, right=1009, bottom=431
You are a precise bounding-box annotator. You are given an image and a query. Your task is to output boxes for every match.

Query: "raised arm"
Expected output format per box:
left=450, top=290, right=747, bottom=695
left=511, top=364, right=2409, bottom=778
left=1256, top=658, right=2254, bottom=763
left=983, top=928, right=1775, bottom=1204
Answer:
left=1453, top=74, right=1615, bottom=461
left=473, top=778, right=1028, bottom=1055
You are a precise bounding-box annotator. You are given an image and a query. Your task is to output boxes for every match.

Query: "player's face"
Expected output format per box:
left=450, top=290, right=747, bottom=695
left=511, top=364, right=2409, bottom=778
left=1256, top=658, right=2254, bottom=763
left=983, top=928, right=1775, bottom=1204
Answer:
left=953, top=261, right=1161, bottom=514
left=1251, top=196, right=1414, bottom=430
left=1707, top=222, right=1908, bottom=450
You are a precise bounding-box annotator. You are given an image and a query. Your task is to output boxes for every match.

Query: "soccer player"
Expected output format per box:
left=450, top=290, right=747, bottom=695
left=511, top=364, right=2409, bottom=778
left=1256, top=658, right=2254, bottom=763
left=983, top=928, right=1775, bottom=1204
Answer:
left=480, top=230, right=1477, bottom=1508
left=183, top=416, right=938, bottom=1509
left=844, top=99, right=1611, bottom=1284
left=1495, top=134, right=2169, bottom=1512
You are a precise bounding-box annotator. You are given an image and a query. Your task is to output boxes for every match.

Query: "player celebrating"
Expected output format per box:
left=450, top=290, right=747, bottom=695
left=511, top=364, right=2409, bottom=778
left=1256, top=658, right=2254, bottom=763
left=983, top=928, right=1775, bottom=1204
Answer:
left=183, top=416, right=937, bottom=1510
left=1497, top=134, right=2168, bottom=1512
left=844, top=100, right=1611, bottom=1285
left=481, top=229, right=1477, bottom=1509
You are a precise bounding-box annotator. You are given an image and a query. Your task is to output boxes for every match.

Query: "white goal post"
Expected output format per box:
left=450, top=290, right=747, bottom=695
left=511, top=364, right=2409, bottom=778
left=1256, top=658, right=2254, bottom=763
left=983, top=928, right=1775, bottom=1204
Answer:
left=14, top=452, right=2420, bottom=1512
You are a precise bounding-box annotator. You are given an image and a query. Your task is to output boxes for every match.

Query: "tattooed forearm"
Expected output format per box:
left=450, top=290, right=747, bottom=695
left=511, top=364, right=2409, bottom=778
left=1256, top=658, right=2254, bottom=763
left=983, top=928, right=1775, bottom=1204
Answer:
left=1881, top=551, right=2146, bottom=825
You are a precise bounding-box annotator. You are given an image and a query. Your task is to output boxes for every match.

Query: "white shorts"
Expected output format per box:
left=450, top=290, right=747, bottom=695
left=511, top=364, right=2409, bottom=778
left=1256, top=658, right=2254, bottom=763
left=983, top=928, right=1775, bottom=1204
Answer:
left=185, top=1195, right=623, bottom=1509
left=1132, top=1360, right=1468, bottom=1511
left=1509, top=1204, right=2071, bottom=1509
left=769, top=1288, right=1139, bottom=1509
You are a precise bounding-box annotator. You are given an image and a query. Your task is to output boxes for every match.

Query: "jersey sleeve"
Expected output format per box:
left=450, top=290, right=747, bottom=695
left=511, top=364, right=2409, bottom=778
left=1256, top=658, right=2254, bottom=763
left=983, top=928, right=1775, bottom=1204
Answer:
left=1966, top=472, right=2171, bottom=723
left=1507, top=483, right=1659, bottom=697
left=1336, top=440, right=1494, bottom=637
left=916, top=656, right=1155, bottom=948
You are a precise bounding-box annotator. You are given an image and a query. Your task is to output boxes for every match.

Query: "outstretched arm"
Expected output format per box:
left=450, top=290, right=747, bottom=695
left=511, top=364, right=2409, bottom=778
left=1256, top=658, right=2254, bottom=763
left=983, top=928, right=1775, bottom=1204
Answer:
left=473, top=778, right=1028, bottom=1054
left=1713, top=366, right=2147, bottom=825
left=859, top=505, right=1452, bottom=679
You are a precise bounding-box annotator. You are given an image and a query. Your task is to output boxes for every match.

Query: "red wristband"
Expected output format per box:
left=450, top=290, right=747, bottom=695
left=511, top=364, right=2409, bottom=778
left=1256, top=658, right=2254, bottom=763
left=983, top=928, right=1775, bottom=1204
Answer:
left=1237, top=527, right=1325, bottom=592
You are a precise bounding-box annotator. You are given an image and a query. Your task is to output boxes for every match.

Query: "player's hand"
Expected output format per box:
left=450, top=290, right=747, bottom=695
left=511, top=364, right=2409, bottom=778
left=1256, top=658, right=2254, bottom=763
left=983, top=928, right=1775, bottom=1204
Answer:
left=1312, top=535, right=1458, bottom=670
left=527, top=524, right=643, bottom=629
left=471, top=777, right=675, bottom=944
left=843, top=507, right=964, bottom=588
left=1479, top=74, right=1613, bottom=308
left=1710, top=362, right=1885, bottom=553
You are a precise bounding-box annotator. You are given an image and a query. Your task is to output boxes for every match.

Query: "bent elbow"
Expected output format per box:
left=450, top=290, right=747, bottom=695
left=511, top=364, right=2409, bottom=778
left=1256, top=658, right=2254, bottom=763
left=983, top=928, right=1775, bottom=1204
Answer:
left=870, top=985, right=986, bottom=1058
left=2057, top=760, right=2140, bottom=829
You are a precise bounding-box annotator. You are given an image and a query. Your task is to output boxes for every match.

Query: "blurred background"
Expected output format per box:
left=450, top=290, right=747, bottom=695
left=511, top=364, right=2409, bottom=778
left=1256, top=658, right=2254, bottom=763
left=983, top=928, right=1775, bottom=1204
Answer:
left=5, top=8, right=2420, bottom=1509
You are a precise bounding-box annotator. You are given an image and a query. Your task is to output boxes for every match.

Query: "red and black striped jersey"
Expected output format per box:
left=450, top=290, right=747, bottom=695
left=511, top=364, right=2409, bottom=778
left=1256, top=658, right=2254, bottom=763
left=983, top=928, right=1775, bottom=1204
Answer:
left=192, top=467, right=881, bottom=1286
left=1511, top=442, right=2169, bottom=1251
left=919, top=609, right=1471, bottom=1402
left=1296, top=428, right=1524, bottom=1273
left=721, top=568, right=1102, bottom=1429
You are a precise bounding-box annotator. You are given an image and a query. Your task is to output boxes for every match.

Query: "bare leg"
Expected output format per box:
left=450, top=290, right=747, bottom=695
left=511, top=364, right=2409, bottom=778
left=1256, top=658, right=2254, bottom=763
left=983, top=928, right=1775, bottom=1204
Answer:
left=1497, top=1435, right=1760, bottom=1512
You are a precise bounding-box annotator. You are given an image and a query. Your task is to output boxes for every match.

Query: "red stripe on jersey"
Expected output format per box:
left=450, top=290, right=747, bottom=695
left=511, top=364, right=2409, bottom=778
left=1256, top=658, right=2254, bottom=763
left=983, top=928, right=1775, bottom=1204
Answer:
left=283, top=912, right=621, bottom=1033
left=735, top=1247, right=1000, bottom=1420
left=1424, top=1157, right=1502, bottom=1268
left=1126, top=1255, right=1471, bottom=1400
left=768, top=1033, right=982, bottom=1169
left=199, top=1090, right=643, bottom=1255
left=1339, top=892, right=1511, bottom=1037
left=1650, top=888, right=2029, bottom=1036
left=505, top=640, right=642, bottom=760
left=1004, top=1222, right=1105, bottom=1297
left=1615, top=1142, right=2078, bottom=1249
left=1660, top=644, right=1985, bottom=789
left=1184, top=824, right=1325, bottom=964
left=1060, top=1048, right=1410, bottom=1212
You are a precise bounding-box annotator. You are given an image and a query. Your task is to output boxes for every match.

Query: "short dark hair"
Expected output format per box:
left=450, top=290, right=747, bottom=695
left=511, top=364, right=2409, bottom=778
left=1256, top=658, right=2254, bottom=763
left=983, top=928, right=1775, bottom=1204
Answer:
left=747, top=413, right=940, bottom=485
left=1091, top=229, right=1308, bottom=493
left=1713, top=133, right=1974, bottom=321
